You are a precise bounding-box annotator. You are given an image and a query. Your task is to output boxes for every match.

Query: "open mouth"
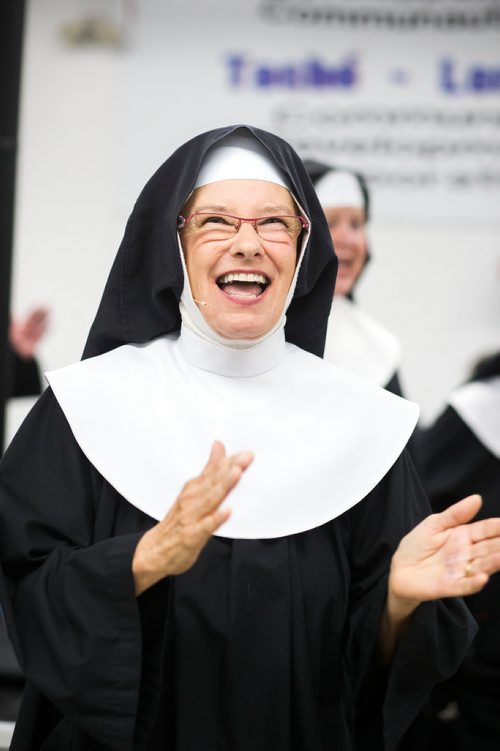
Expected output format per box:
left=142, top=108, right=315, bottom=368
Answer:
left=337, top=259, right=353, bottom=273
left=216, top=272, right=271, bottom=298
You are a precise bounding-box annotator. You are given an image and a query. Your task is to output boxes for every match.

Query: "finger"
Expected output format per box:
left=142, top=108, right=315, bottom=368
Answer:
left=429, top=494, right=482, bottom=532
left=196, top=442, right=229, bottom=491
left=229, top=450, right=254, bottom=472
left=201, top=447, right=252, bottom=496
left=207, top=451, right=254, bottom=502
left=181, top=461, right=242, bottom=520
left=470, top=551, right=500, bottom=578
left=470, top=536, right=500, bottom=560
left=29, top=310, right=49, bottom=335
left=469, top=518, right=500, bottom=543
left=177, top=444, right=252, bottom=523
left=453, top=572, right=490, bottom=597
left=482, top=551, right=500, bottom=576
left=31, top=307, right=49, bottom=322
left=201, top=441, right=226, bottom=475
left=203, top=463, right=244, bottom=511
left=197, top=505, right=232, bottom=540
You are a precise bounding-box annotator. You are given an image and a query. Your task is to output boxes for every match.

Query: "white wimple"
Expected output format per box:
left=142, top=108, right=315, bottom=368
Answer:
left=323, top=296, right=402, bottom=387
left=449, top=377, right=500, bottom=459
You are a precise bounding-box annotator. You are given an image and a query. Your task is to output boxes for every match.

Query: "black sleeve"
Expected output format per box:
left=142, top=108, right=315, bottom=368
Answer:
left=345, top=450, right=476, bottom=751
left=0, top=389, right=150, bottom=750
left=6, top=344, right=42, bottom=398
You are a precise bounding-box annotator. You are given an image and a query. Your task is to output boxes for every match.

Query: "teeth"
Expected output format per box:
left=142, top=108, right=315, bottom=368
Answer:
left=218, top=272, right=269, bottom=284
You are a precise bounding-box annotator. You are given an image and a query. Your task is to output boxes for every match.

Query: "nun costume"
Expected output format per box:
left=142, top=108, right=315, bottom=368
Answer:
left=304, top=160, right=404, bottom=397
left=408, top=353, right=500, bottom=750
left=0, top=126, right=487, bottom=751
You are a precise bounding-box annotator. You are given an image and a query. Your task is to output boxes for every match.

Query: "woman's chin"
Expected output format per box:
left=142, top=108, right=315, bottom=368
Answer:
left=217, top=327, right=271, bottom=341
left=209, top=313, right=277, bottom=341
left=334, top=276, right=356, bottom=297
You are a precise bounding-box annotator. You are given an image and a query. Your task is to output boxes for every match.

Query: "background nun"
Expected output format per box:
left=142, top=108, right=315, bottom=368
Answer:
left=401, top=351, right=500, bottom=751
left=304, top=160, right=404, bottom=397
left=0, top=126, right=499, bottom=751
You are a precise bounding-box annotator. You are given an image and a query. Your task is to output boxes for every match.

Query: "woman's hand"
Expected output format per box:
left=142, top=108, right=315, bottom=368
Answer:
left=132, top=441, right=253, bottom=595
left=9, top=307, right=49, bottom=359
left=389, top=494, right=500, bottom=615
left=379, top=494, right=500, bottom=663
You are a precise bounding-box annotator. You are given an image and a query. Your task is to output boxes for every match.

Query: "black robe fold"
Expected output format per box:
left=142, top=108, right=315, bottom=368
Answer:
left=0, top=390, right=475, bottom=750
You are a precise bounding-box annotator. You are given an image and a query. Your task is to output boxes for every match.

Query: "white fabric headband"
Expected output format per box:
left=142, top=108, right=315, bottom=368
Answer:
left=194, top=131, right=290, bottom=190
left=314, top=170, right=364, bottom=210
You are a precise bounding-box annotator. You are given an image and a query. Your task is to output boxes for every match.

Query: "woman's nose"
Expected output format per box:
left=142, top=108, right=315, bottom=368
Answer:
left=230, top=222, right=263, bottom=257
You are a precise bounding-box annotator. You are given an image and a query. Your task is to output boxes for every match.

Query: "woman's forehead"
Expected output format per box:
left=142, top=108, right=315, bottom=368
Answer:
left=184, top=179, right=295, bottom=213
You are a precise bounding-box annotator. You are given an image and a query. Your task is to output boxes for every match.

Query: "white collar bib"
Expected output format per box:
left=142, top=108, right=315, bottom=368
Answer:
left=448, top=377, right=500, bottom=459
left=323, top=296, right=402, bottom=387
left=178, top=325, right=287, bottom=377
left=46, top=329, right=419, bottom=539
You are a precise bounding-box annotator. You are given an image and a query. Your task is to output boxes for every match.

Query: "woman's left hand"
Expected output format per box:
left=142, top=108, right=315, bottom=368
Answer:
left=9, top=307, right=49, bottom=359
left=389, top=494, right=500, bottom=612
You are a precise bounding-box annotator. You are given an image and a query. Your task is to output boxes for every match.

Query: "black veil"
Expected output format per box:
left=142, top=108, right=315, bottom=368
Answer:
left=83, top=125, right=338, bottom=360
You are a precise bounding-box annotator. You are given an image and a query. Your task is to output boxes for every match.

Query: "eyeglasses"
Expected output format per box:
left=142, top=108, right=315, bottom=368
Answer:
left=177, top=212, right=309, bottom=242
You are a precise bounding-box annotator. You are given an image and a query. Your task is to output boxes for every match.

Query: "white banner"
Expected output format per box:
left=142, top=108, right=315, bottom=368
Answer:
left=105, top=0, right=500, bottom=223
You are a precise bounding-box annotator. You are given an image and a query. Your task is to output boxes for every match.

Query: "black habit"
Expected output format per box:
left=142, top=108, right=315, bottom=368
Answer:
left=0, top=126, right=475, bottom=750
left=404, top=354, right=500, bottom=751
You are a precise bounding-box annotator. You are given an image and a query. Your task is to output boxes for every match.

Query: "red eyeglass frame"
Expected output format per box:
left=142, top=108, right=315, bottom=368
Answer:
left=177, top=212, right=310, bottom=234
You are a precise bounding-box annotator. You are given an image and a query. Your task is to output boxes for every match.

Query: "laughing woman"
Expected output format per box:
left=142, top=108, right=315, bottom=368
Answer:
left=1, top=126, right=499, bottom=751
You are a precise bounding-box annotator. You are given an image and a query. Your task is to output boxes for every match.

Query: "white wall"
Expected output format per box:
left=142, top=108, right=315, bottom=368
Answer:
left=6, top=0, right=500, bottom=442
left=357, top=228, right=499, bottom=420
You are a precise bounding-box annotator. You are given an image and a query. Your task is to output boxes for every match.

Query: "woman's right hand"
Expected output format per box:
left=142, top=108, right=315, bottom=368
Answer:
left=132, top=441, right=253, bottom=595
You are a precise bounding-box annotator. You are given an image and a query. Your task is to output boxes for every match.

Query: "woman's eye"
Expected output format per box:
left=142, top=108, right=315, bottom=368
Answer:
left=201, top=215, right=230, bottom=225
left=260, top=216, right=287, bottom=226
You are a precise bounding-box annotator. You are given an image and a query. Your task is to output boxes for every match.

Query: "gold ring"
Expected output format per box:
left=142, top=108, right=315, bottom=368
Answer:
left=464, top=562, right=474, bottom=577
